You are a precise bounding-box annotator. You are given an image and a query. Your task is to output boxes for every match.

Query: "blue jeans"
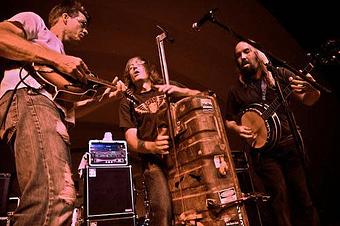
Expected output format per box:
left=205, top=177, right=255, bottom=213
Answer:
left=0, top=89, right=76, bottom=226
left=143, top=162, right=172, bottom=226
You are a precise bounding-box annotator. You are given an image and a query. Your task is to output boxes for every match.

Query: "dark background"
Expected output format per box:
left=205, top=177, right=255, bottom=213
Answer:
left=1, top=1, right=339, bottom=225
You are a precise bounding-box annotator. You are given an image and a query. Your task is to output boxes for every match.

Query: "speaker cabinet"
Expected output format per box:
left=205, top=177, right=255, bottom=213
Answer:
left=84, top=166, right=134, bottom=219
left=0, top=173, right=10, bottom=216
left=86, top=216, right=136, bottom=226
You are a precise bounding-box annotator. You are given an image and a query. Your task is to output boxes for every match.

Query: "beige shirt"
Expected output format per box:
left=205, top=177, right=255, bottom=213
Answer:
left=0, top=12, right=75, bottom=123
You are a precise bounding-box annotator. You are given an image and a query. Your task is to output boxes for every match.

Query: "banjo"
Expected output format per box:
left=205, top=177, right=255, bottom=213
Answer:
left=239, top=41, right=337, bottom=151
left=239, top=65, right=313, bottom=151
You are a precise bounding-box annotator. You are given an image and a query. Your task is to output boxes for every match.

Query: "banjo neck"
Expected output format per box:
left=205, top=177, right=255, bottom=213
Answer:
left=261, top=63, right=314, bottom=120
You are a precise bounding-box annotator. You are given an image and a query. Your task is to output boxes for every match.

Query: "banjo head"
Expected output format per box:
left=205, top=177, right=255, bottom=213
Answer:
left=241, top=110, right=267, bottom=149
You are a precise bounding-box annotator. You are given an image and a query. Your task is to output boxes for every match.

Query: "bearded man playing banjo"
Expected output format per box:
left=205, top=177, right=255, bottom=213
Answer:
left=224, top=41, right=320, bottom=226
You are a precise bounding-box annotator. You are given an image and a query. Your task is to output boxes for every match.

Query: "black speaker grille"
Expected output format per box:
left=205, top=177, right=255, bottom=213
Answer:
left=85, top=166, right=134, bottom=218
left=86, top=216, right=136, bottom=226
left=0, top=173, right=11, bottom=216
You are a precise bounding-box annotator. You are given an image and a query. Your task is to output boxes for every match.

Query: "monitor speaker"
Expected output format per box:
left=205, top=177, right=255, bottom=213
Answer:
left=84, top=166, right=134, bottom=219
left=0, top=173, right=10, bottom=216
left=86, top=215, right=136, bottom=226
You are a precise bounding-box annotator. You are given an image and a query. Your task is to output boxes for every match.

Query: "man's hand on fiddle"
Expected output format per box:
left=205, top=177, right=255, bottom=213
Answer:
left=54, top=55, right=90, bottom=84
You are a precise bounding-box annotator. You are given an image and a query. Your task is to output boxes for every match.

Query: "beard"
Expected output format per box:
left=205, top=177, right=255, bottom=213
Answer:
left=239, top=65, right=257, bottom=79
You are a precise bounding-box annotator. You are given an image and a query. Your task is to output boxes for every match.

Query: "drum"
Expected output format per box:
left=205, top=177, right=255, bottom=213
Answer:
left=167, top=93, right=249, bottom=226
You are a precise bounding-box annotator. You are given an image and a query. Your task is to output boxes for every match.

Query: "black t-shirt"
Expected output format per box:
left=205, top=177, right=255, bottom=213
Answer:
left=225, top=67, right=298, bottom=139
left=119, top=87, right=168, bottom=141
left=119, top=81, right=186, bottom=140
left=119, top=81, right=187, bottom=164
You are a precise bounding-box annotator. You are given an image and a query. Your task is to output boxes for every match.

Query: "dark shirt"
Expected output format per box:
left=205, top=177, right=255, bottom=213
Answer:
left=225, top=67, right=298, bottom=140
left=119, top=87, right=168, bottom=141
left=119, top=81, right=187, bottom=164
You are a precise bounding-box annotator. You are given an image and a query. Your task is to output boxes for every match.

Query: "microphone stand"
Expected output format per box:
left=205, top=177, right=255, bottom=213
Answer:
left=207, top=14, right=332, bottom=93
left=267, top=63, right=306, bottom=159
left=204, top=13, right=332, bottom=159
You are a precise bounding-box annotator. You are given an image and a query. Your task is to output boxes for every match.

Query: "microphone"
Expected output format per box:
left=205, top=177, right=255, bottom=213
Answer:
left=192, top=8, right=218, bottom=31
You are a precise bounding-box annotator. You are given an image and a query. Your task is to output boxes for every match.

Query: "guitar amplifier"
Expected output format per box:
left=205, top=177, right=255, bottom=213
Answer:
left=84, top=166, right=135, bottom=219
left=88, top=140, right=128, bottom=166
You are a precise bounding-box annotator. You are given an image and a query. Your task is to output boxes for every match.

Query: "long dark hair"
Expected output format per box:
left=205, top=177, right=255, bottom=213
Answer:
left=123, top=56, right=163, bottom=91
